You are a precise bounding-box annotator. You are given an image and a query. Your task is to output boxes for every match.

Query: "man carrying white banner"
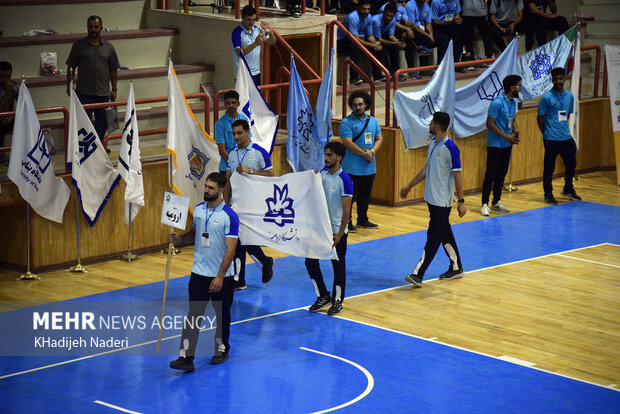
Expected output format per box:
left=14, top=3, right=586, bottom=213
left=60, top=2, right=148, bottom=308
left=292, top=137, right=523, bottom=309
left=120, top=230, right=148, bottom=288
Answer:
left=68, top=83, right=120, bottom=226
left=166, top=60, right=221, bottom=213
left=118, top=82, right=144, bottom=224
left=8, top=80, right=70, bottom=223
left=235, top=53, right=279, bottom=155
left=393, top=41, right=455, bottom=149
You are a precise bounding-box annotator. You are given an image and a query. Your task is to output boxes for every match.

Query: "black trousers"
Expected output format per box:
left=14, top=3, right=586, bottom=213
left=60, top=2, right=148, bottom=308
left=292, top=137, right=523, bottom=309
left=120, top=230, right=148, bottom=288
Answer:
left=489, top=21, right=526, bottom=52
left=338, top=37, right=362, bottom=82
left=412, top=203, right=462, bottom=279
left=0, top=119, right=14, bottom=161
left=403, top=30, right=443, bottom=68
left=178, top=273, right=234, bottom=359
left=349, top=173, right=375, bottom=224
left=372, top=37, right=400, bottom=79
left=462, top=15, right=494, bottom=59
left=481, top=146, right=512, bottom=205
left=305, top=232, right=348, bottom=303
left=235, top=243, right=269, bottom=285
left=434, top=22, right=465, bottom=63
left=76, top=92, right=109, bottom=141
left=543, top=138, right=576, bottom=195
left=522, top=14, right=569, bottom=51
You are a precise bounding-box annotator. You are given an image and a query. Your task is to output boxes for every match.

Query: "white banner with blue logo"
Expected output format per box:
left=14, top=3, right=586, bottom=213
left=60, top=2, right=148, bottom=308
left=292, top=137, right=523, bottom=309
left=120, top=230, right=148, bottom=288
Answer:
left=286, top=56, right=326, bottom=172
left=166, top=60, right=221, bottom=213
left=8, top=81, right=70, bottom=223
left=235, top=54, right=280, bottom=155
left=393, top=41, right=455, bottom=149
left=230, top=170, right=338, bottom=260
left=605, top=44, right=620, bottom=133
left=516, top=26, right=576, bottom=101
left=453, top=38, right=518, bottom=138
left=316, top=48, right=335, bottom=144
left=68, top=85, right=120, bottom=227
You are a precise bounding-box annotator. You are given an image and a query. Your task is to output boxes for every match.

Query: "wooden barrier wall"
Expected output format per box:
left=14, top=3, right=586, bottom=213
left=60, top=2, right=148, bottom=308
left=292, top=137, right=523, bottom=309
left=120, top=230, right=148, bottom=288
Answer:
left=0, top=99, right=615, bottom=271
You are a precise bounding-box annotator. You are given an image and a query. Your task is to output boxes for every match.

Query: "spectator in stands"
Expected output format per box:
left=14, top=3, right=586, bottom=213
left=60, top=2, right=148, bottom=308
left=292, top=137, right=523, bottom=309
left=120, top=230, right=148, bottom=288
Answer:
left=489, top=0, right=524, bottom=53
left=522, top=0, right=569, bottom=51
left=232, top=5, right=276, bottom=86
left=0, top=61, right=19, bottom=165
left=371, top=3, right=408, bottom=82
left=380, top=0, right=418, bottom=78
left=214, top=90, right=250, bottom=173
left=461, top=0, right=493, bottom=63
left=430, top=0, right=466, bottom=67
left=66, top=15, right=120, bottom=145
left=337, top=0, right=381, bottom=85
left=405, top=0, right=448, bottom=75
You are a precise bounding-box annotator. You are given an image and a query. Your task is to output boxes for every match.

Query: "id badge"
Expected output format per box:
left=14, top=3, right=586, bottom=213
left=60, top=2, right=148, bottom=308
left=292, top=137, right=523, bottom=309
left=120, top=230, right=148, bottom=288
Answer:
left=507, top=117, right=512, bottom=130
left=536, top=5, right=544, bottom=11
left=558, top=110, right=567, bottom=122
left=445, top=13, right=454, bottom=21
left=417, top=22, right=425, bottom=29
left=201, top=232, right=210, bottom=248
left=364, top=132, right=372, bottom=145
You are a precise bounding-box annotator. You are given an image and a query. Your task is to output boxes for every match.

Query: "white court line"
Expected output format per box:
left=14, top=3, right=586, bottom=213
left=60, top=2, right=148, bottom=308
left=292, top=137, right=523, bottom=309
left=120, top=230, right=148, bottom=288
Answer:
left=0, top=243, right=614, bottom=381
left=300, top=347, right=374, bottom=414
left=556, top=254, right=620, bottom=269
left=93, top=400, right=143, bottom=414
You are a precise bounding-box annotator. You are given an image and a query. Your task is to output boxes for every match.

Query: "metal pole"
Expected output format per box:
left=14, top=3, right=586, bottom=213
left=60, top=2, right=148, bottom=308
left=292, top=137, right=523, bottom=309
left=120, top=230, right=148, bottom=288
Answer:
left=504, top=151, right=519, bottom=192
left=121, top=203, right=139, bottom=262
left=17, top=204, right=40, bottom=280
left=68, top=192, right=87, bottom=273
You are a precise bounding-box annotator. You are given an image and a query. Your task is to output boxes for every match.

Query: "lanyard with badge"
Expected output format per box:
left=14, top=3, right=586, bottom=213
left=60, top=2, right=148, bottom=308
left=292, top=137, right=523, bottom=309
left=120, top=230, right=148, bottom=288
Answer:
left=556, top=91, right=568, bottom=122
left=236, top=146, right=250, bottom=169
left=352, top=116, right=372, bottom=146
left=201, top=205, right=217, bottom=248
left=444, top=0, right=456, bottom=21
left=536, top=0, right=544, bottom=12
left=416, top=5, right=426, bottom=29
left=504, top=98, right=515, bottom=130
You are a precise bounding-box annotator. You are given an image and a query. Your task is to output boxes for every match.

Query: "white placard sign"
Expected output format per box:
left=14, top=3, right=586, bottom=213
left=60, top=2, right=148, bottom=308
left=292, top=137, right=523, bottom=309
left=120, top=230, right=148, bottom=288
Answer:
left=161, top=192, right=190, bottom=230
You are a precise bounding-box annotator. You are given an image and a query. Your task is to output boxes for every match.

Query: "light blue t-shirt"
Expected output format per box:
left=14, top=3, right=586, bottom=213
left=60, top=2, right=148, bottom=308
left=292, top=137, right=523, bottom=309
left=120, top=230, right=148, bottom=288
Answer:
left=379, top=3, right=409, bottom=24
left=487, top=94, right=517, bottom=148
left=430, top=0, right=462, bottom=21
left=214, top=112, right=250, bottom=172
left=227, top=141, right=273, bottom=172
left=339, top=112, right=382, bottom=176
left=537, top=89, right=574, bottom=141
left=424, top=137, right=462, bottom=207
left=320, top=167, right=354, bottom=235
left=232, top=25, right=269, bottom=76
left=338, top=10, right=373, bottom=40
left=191, top=201, right=239, bottom=277
left=372, top=13, right=396, bottom=39
left=406, top=1, right=432, bottom=28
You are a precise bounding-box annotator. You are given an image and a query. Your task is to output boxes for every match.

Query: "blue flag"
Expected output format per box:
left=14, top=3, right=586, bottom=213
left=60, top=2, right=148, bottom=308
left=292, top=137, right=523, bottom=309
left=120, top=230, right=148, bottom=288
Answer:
left=286, top=56, right=326, bottom=172
left=316, top=48, right=334, bottom=143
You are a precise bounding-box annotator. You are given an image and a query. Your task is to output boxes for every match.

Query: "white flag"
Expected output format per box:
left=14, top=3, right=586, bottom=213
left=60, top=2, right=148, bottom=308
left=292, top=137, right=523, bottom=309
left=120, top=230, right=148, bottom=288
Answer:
left=8, top=80, right=70, bottom=223
left=67, top=85, right=120, bottom=226
left=166, top=60, right=221, bottom=213
left=118, top=82, right=144, bottom=223
left=453, top=38, right=518, bottom=138
left=393, top=41, right=455, bottom=149
left=230, top=170, right=337, bottom=260
left=569, top=27, right=580, bottom=149
left=235, top=54, right=280, bottom=155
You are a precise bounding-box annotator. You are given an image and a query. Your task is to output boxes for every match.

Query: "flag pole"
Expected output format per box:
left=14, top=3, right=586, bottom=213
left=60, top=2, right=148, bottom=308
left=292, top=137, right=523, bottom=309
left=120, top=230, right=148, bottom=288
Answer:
left=17, top=203, right=40, bottom=280
left=121, top=203, right=139, bottom=262
left=504, top=151, right=519, bottom=192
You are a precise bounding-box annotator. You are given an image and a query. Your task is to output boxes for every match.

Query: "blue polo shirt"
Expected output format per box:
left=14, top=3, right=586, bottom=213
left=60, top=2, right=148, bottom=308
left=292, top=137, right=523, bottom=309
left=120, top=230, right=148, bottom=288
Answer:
left=191, top=201, right=239, bottom=277
left=232, top=25, right=269, bottom=76
left=339, top=112, right=382, bottom=176
left=227, top=141, right=273, bottom=172
left=372, top=13, right=396, bottom=38
left=431, top=0, right=461, bottom=21
left=424, top=137, right=462, bottom=207
left=487, top=94, right=517, bottom=148
left=537, top=89, right=574, bottom=141
left=379, top=3, right=409, bottom=24
left=214, top=112, right=250, bottom=172
left=406, top=1, right=432, bottom=27
left=338, top=10, right=374, bottom=40
left=320, top=168, right=354, bottom=235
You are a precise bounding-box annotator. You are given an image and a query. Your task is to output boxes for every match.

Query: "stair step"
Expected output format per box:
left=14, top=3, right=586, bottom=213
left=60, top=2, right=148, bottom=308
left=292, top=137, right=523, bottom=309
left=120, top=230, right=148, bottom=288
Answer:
left=584, top=21, right=620, bottom=37
left=581, top=0, right=619, bottom=5
left=579, top=5, right=620, bottom=22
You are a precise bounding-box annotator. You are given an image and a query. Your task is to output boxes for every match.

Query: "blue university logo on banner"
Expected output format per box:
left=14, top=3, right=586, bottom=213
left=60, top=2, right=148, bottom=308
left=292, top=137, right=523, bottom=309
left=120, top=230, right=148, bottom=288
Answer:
left=477, top=72, right=503, bottom=101
left=27, top=128, right=52, bottom=174
left=263, top=184, right=295, bottom=227
left=530, top=53, right=552, bottom=80
left=295, top=109, right=315, bottom=159
left=187, top=146, right=209, bottom=180
left=418, top=93, right=443, bottom=121
left=77, top=128, right=98, bottom=164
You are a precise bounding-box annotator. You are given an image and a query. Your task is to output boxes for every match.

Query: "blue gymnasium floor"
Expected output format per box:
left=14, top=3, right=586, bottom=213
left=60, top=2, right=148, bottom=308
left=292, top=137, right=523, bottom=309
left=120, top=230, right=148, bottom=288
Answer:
left=1, top=201, right=620, bottom=413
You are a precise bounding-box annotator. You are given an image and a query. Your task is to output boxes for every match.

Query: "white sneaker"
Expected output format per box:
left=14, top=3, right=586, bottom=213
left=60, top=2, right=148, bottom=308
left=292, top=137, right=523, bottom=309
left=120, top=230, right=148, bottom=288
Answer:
left=491, top=201, right=509, bottom=213
left=481, top=204, right=490, bottom=216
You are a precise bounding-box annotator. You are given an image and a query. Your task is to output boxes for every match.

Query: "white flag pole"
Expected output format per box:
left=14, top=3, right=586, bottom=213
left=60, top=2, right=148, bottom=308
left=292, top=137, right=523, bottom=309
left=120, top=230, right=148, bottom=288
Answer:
left=17, top=203, right=40, bottom=280
left=121, top=202, right=139, bottom=262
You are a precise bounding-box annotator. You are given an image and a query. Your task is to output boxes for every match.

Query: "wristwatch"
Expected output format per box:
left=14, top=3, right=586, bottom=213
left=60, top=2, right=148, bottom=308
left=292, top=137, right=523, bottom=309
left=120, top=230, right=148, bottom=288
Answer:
left=458, top=199, right=465, bottom=203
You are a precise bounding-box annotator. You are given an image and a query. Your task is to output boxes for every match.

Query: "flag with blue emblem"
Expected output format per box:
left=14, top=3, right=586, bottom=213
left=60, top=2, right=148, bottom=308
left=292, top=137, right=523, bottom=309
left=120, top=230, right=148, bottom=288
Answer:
left=8, top=80, right=70, bottom=223
left=235, top=53, right=280, bottom=155
left=67, top=84, right=120, bottom=226
left=569, top=26, right=580, bottom=149
left=166, top=60, right=221, bottom=213
left=453, top=38, right=518, bottom=138
left=393, top=41, right=455, bottom=149
left=230, top=170, right=337, bottom=260
left=286, top=56, right=326, bottom=172
left=316, top=48, right=335, bottom=144
left=516, top=25, right=576, bottom=101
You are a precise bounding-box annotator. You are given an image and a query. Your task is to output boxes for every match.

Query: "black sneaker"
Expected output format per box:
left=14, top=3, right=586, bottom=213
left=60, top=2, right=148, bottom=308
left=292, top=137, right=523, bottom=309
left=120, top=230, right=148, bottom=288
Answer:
left=348, top=221, right=357, bottom=233
left=309, top=295, right=332, bottom=312
left=439, top=268, right=464, bottom=280
left=405, top=274, right=423, bottom=287
left=170, top=357, right=194, bottom=372
left=210, top=351, right=229, bottom=365
left=327, top=301, right=343, bottom=315
left=544, top=194, right=558, bottom=205
left=357, top=220, right=378, bottom=229
left=234, top=281, right=247, bottom=291
left=262, top=257, right=274, bottom=283
left=560, top=191, right=582, bottom=201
